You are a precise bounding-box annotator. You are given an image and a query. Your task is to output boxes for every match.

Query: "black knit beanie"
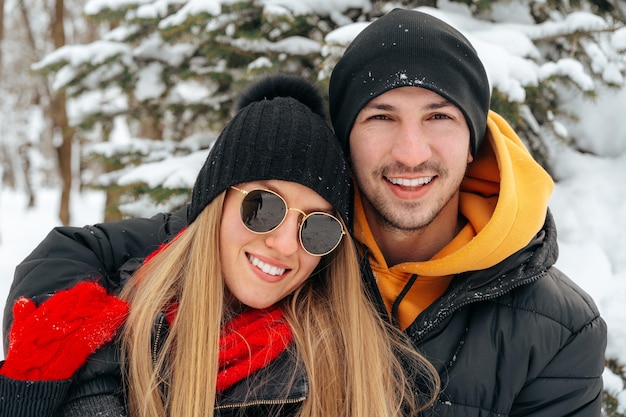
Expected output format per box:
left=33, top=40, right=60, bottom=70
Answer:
left=329, top=8, right=491, bottom=157
left=187, top=74, right=351, bottom=227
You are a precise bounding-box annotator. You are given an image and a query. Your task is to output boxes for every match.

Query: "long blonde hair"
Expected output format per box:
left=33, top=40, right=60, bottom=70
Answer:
left=120, top=192, right=440, bottom=417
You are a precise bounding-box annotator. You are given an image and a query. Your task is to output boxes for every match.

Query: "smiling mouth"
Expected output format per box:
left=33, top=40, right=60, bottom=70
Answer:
left=247, top=254, right=287, bottom=276
left=386, top=176, right=434, bottom=187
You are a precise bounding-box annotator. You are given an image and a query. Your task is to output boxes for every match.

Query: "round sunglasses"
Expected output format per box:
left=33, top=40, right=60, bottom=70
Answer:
left=230, top=186, right=346, bottom=256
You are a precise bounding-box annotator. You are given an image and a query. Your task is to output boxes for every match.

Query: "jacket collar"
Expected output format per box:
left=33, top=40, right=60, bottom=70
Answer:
left=358, top=209, right=557, bottom=340
left=405, top=210, right=557, bottom=341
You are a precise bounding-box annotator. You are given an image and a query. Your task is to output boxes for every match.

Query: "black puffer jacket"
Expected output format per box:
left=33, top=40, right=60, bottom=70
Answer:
left=360, top=211, right=606, bottom=416
left=0, top=337, right=306, bottom=417
left=1, top=206, right=308, bottom=416
left=3, top=207, right=605, bottom=417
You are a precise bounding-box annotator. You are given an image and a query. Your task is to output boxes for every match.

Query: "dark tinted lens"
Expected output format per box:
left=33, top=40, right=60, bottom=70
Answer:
left=240, top=189, right=287, bottom=233
left=300, top=214, right=344, bottom=255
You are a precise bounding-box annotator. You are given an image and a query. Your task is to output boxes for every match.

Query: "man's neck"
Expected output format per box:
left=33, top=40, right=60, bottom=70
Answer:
left=366, top=203, right=462, bottom=267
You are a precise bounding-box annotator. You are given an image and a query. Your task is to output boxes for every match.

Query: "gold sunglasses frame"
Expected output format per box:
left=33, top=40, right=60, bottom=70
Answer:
left=230, top=186, right=346, bottom=256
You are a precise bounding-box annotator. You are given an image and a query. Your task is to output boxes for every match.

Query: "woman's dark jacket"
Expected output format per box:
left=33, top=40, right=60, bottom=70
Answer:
left=0, top=345, right=306, bottom=417
left=2, top=207, right=606, bottom=416
left=1, top=207, right=307, bottom=417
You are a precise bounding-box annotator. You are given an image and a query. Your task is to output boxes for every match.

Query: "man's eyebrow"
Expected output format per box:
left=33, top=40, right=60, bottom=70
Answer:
left=362, top=98, right=455, bottom=112
left=425, top=100, right=455, bottom=110
left=361, top=101, right=396, bottom=112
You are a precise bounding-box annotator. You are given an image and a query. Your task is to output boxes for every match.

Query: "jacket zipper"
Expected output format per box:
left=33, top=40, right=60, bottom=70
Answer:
left=214, top=396, right=306, bottom=410
left=152, top=314, right=165, bottom=368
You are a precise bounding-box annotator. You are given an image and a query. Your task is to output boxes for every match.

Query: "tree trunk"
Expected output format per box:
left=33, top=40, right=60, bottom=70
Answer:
left=0, top=0, right=4, bottom=78
left=52, top=105, right=73, bottom=225
left=104, top=187, right=125, bottom=222
left=51, top=0, right=73, bottom=225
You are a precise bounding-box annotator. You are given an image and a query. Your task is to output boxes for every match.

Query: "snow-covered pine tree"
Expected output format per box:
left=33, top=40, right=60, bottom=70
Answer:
left=33, top=0, right=626, bottom=218
left=33, top=0, right=349, bottom=219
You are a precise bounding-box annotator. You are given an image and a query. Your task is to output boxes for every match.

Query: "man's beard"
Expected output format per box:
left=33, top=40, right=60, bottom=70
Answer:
left=367, top=192, right=453, bottom=234
left=361, top=159, right=467, bottom=233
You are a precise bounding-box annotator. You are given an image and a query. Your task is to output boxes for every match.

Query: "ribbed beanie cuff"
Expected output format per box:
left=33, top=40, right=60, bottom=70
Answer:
left=329, top=8, right=491, bottom=157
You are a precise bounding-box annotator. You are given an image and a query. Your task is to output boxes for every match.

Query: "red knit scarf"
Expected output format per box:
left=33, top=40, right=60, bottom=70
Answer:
left=165, top=305, right=293, bottom=392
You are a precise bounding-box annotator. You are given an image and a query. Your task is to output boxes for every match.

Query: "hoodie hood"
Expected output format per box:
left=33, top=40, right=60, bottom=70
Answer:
left=354, top=110, right=555, bottom=277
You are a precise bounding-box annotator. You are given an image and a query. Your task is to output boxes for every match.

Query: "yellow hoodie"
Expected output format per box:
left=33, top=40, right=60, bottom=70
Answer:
left=353, top=111, right=555, bottom=329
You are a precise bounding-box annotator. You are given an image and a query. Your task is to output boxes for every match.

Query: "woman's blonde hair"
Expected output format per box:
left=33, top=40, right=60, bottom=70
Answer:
left=120, top=192, right=440, bottom=417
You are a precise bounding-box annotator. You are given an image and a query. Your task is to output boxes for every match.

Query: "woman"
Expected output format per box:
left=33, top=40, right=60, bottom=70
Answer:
left=0, top=75, right=439, bottom=417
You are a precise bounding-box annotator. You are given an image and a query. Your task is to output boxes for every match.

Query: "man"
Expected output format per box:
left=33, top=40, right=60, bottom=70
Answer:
left=4, top=8, right=606, bottom=416
left=326, top=9, right=606, bottom=416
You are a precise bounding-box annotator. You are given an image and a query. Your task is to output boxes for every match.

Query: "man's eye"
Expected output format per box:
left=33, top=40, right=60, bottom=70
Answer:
left=432, top=113, right=451, bottom=120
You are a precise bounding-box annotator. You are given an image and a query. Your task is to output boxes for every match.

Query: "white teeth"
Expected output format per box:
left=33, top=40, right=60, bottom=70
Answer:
left=248, top=254, right=286, bottom=276
left=387, top=176, right=433, bottom=187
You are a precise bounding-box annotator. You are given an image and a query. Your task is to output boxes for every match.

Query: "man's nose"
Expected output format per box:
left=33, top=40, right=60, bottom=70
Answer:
left=390, top=123, right=432, bottom=167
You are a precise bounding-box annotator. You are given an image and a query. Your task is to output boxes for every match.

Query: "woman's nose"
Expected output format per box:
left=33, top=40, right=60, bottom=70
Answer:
left=264, top=211, right=301, bottom=256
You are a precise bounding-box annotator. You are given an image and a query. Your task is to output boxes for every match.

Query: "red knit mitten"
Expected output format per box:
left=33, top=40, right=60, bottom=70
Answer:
left=0, top=281, right=129, bottom=381
left=217, top=307, right=293, bottom=391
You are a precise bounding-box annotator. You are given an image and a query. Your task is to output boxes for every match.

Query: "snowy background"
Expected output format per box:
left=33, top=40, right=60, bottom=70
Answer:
left=1, top=0, right=625, bottom=411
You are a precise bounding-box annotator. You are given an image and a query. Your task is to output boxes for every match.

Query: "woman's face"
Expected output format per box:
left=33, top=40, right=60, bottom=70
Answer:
left=219, top=180, right=334, bottom=309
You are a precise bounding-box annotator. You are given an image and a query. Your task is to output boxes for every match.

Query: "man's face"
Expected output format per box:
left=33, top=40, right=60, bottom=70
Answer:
left=349, top=86, right=473, bottom=233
